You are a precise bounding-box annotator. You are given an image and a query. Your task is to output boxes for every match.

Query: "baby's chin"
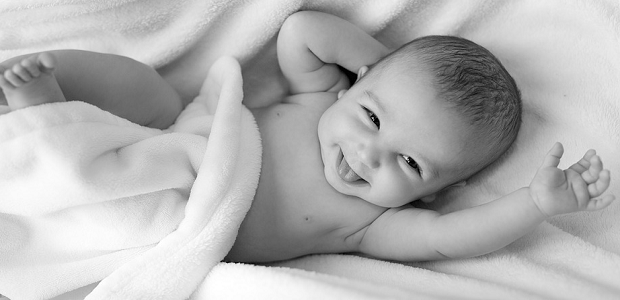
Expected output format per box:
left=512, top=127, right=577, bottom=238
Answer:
left=323, top=174, right=397, bottom=207
left=336, top=185, right=414, bottom=208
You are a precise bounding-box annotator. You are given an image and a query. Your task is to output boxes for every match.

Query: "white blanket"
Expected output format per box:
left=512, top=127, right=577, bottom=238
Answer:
left=0, top=57, right=262, bottom=299
left=1, top=0, right=619, bottom=299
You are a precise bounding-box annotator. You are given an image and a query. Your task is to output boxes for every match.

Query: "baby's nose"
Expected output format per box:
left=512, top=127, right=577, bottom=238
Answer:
left=357, top=144, right=380, bottom=169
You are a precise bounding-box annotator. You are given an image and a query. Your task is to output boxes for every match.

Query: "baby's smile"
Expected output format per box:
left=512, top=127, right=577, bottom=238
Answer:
left=337, top=148, right=366, bottom=184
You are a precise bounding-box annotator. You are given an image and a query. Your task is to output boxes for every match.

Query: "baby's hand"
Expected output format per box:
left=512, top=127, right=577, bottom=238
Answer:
left=529, top=142, right=615, bottom=217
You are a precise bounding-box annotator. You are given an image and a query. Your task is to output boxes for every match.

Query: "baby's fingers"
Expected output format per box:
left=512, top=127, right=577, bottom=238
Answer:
left=569, top=149, right=596, bottom=173
left=588, top=169, right=611, bottom=197
left=582, top=155, right=603, bottom=184
left=585, top=194, right=616, bottom=211
left=540, top=142, right=564, bottom=168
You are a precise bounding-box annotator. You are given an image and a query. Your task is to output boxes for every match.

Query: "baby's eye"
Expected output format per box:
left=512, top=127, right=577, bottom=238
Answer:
left=402, top=155, right=421, bottom=175
left=363, top=107, right=380, bottom=129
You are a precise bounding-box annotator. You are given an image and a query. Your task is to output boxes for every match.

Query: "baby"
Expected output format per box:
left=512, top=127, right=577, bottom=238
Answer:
left=0, top=11, right=614, bottom=263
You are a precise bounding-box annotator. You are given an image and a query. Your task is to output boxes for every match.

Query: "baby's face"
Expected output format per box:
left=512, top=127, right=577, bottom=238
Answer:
left=318, top=70, right=475, bottom=207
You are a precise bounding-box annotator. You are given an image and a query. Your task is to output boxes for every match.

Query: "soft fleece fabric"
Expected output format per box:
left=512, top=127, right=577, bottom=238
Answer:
left=0, top=57, right=262, bottom=300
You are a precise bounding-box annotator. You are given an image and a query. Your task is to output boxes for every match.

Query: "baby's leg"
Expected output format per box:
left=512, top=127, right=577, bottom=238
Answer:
left=0, top=52, right=66, bottom=110
left=0, top=50, right=182, bottom=129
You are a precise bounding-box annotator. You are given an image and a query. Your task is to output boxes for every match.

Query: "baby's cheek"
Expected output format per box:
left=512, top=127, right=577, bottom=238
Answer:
left=394, top=177, right=422, bottom=205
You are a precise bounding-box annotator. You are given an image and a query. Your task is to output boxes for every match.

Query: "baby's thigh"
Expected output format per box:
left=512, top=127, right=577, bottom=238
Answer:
left=54, top=50, right=181, bottom=128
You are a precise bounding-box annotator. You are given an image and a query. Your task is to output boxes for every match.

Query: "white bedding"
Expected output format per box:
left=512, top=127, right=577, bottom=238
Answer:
left=1, top=0, right=619, bottom=299
left=0, top=56, right=262, bottom=299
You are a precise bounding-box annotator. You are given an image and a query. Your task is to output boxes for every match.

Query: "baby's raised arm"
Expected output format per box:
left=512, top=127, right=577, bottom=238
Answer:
left=277, top=11, right=389, bottom=95
left=359, top=143, right=615, bottom=261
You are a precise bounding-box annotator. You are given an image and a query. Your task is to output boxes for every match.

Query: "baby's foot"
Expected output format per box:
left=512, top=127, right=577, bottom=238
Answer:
left=0, top=52, right=66, bottom=110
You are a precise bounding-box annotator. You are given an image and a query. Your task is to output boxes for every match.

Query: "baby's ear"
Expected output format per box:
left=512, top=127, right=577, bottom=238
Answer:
left=355, top=66, right=369, bottom=83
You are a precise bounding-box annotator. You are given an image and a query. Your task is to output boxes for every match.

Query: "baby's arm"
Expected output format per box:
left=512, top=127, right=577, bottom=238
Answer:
left=359, top=143, right=615, bottom=261
left=277, top=11, right=389, bottom=95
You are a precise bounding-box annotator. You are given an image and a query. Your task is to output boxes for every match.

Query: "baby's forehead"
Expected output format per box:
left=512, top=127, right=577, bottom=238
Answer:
left=364, top=63, right=438, bottom=93
left=420, top=123, right=495, bottom=176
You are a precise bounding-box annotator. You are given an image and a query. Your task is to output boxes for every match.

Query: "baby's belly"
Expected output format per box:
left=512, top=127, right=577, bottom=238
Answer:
left=227, top=206, right=354, bottom=263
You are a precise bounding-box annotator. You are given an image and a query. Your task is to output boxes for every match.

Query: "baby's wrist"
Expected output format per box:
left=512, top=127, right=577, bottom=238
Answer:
left=522, top=187, right=551, bottom=219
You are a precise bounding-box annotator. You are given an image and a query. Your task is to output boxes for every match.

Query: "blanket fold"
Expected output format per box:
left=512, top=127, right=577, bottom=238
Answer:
left=0, top=57, right=261, bottom=300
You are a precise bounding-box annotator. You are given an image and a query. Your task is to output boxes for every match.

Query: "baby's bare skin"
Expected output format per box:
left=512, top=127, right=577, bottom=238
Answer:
left=0, top=53, right=66, bottom=109
left=228, top=93, right=385, bottom=262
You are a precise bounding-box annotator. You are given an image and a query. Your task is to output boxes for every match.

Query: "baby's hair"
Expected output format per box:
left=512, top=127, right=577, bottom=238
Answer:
left=367, top=35, right=522, bottom=176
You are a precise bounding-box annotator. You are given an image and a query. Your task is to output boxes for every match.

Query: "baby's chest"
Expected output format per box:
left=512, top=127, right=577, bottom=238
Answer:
left=273, top=185, right=386, bottom=255
left=251, top=104, right=383, bottom=248
left=251, top=92, right=335, bottom=133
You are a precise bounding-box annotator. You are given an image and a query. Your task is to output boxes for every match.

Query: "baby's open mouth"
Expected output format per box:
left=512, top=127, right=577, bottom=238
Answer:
left=337, top=149, right=364, bottom=183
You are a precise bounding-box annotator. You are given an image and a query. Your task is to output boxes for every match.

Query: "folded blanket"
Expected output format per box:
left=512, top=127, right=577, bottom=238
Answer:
left=1, top=0, right=619, bottom=299
left=0, top=57, right=261, bottom=300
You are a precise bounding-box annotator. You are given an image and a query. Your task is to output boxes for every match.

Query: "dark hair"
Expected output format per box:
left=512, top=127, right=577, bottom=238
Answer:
left=367, top=35, right=522, bottom=176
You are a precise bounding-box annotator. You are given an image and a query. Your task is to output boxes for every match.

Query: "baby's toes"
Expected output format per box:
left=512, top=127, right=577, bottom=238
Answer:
left=36, top=53, right=57, bottom=73
left=3, top=69, right=25, bottom=87
left=21, top=58, right=41, bottom=78
left=0, top=71, right=14, bottom=89
left=12, top=63, right=33, bottom=82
